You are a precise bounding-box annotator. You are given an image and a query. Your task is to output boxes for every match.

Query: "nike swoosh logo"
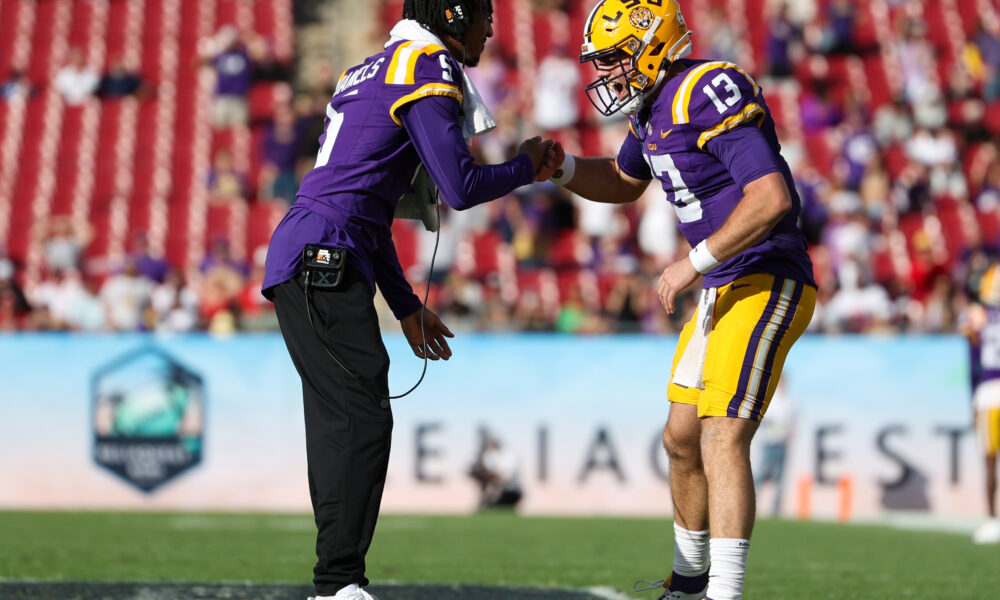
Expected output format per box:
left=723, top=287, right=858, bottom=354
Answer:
left=660, top=128, right=673, bottom=139
left=730, top=283, right=751, bottom=291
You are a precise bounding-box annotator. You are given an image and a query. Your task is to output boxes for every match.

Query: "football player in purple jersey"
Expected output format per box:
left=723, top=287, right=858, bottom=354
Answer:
left=548, top=1, right=817, bottom=599
left=965, top=264, right=1000, bottom=545
left=261, top=1, right=557, bottom=598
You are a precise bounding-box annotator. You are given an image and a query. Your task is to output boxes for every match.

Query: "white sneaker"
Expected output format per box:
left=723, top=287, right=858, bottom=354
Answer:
left=973, top=519, right=1000, bottom=544
left=634, top=574, right=707, bottom=600
left=308, top=588, right=380, bottom=600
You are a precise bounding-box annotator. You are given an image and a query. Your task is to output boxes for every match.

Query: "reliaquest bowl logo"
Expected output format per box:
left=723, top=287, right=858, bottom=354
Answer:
left=92, top=347, right=205, bottom=493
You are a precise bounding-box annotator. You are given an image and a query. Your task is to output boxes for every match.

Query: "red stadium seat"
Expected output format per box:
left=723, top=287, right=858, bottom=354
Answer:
left=391, top=220, right=419, bottom=277
left=986, top=101, right=1000, bottom=135
left=743, top=0, right=768, bottom=69
left=455, top=229, right=509, bottom=281
left=870, top=239, right=899, bottom=287
left=884, top=143, right=908, bottom=180
left=0, top=1, right=19, bottom=76
left=978, top=209, right=1000, bottom=247
left=249, top=83, right=279, bottom=122
left=515, top=267, right=560, bottom=318
left=25, top=0, right=60, bottom=83
left=556, top=268, right=600, bottom=310
left=861, top=54, right=893, bottom=109
left=934, top=197, right=971, bottom=263
left=7, top=96, right=52, bottom=263
left=247, top=201, right=287, bottom=261
left=548, top=230, right=586, bottom=270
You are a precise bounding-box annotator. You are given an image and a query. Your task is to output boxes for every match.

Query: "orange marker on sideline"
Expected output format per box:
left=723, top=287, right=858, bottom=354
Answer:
left=797, top=475, right=812, bottom=520
left=838, top=475, right=854, bottom=523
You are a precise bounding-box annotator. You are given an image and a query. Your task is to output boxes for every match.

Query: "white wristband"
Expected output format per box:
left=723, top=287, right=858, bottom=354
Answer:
left=549, top=153, right=576, bottom=186
left=689, top=239, right=720, bottom=274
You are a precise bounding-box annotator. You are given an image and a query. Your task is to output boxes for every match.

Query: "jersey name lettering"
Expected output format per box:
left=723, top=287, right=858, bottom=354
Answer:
left=336, top=57, right=386, bottom=96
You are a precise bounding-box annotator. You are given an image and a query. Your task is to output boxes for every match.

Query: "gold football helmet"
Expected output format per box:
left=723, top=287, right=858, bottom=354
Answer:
left=981, top=263, right=1000, bottom=307
left=580, top=0, right=693, bottom=116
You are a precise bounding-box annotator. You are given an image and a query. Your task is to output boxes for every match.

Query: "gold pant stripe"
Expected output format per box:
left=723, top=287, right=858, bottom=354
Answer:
left=737, top=278, right=800, bottom=419
left=668, top=274, right=816, bottom=420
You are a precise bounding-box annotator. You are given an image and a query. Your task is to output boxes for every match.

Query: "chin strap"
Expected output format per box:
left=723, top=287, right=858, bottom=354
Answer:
left=621, top=63, right=671, bottom=116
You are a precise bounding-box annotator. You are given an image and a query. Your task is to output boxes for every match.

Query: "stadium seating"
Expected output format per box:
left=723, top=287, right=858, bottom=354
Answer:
left=0, top=0, right=292, bottom=288
left=2, top=0, right=1000, bottom=333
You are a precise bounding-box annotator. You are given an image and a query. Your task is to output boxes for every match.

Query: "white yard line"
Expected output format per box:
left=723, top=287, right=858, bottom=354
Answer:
left=585, top=586, right=633, bottom=600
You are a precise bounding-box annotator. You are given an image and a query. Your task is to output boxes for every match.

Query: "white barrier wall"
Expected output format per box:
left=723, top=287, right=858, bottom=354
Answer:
left=0, top=333, right=980, bottom=519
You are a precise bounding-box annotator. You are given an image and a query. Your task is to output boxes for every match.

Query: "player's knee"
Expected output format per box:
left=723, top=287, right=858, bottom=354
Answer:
left=663, top=426, right=701, bottom=465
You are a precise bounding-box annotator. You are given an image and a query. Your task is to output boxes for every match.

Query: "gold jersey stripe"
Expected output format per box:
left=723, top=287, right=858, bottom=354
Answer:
left=696, top=103, right=765, bottom=150
left=672, top=61, right=762, bottom=124
left=389, top=83, right=463, bottom=125
left=386, top=41, right=448, bottom=85
left=385, top=41, right=414, bottom=84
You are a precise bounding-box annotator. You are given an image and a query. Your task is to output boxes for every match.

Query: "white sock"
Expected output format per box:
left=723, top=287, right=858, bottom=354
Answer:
left=673, top=523, right=710, bottom=575
left=706, top=538, right=750, bottom=600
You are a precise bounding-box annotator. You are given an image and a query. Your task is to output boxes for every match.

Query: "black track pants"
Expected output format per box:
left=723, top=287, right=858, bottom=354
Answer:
left=272, top=269, right=392, bottom=595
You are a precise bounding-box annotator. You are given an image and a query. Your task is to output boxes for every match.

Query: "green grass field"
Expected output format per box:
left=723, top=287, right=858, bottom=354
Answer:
left=1, top=510, right=999, bottom=599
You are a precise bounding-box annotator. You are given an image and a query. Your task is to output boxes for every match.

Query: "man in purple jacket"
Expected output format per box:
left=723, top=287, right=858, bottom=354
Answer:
left=547, top=1, right=816, bottom=599
left=261, top=2, right=554, bottom=599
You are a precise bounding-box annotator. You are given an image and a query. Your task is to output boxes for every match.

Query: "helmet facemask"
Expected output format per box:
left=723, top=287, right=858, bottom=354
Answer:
left=582, top=38, right=653, bottom=117
left=580, top=1, right=693, bottom=117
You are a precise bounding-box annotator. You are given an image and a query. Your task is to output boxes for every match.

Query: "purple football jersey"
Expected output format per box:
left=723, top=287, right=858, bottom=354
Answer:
left=616, top=59, right=815, bottom=289
left=262, top=40, right=532, bottom=317
left=972, top=306, right=1000, bottom=388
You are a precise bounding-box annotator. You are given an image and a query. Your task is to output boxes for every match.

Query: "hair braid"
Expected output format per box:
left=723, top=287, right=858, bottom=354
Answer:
left=401, top=0, right=491, bottom=36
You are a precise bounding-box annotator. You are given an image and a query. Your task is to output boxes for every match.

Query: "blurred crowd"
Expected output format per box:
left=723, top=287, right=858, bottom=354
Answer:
left=2, top=0, right=1000, bottom=336
left=0, top=23, right=317, bottom=335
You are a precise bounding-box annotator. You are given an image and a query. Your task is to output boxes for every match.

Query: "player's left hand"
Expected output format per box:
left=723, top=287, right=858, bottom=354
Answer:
left=518, top=136, right=555, bottom=177
left=657, top=258, right=700, bottom=315
left=534, top=141, right=565, bottom=182
left=401, top=307, right=454, bottom=360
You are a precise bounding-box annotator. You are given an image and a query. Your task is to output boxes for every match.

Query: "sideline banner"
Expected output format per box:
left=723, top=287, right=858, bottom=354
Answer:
left=0, top=334, right=977, bottom=518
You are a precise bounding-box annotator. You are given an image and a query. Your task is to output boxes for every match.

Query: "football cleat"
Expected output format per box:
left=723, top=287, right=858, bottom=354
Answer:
left=634, top=573, right=707, bottom=600
left=580, top=0, right=693, bottom=116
